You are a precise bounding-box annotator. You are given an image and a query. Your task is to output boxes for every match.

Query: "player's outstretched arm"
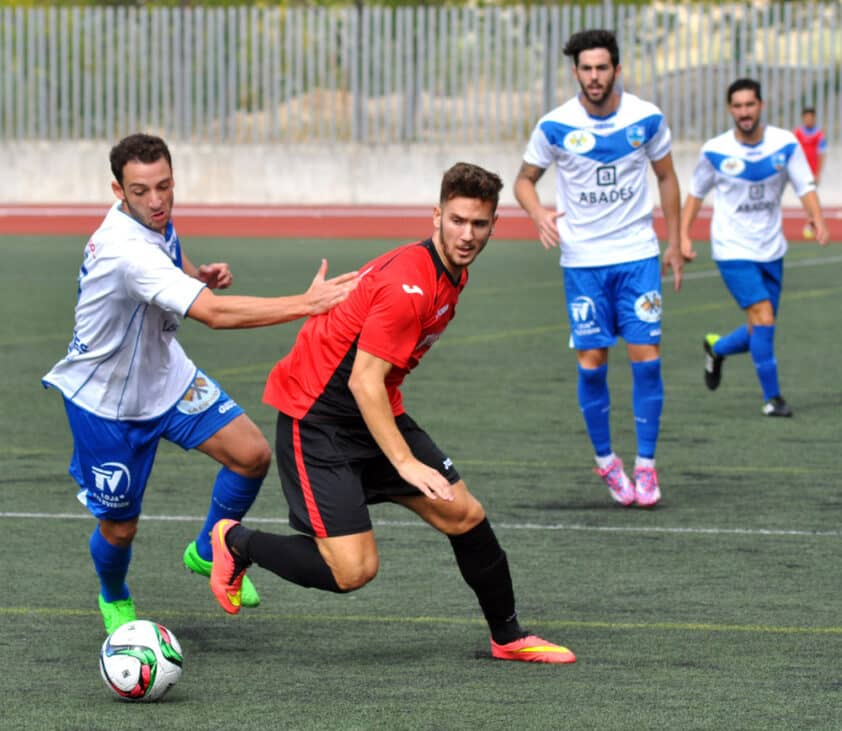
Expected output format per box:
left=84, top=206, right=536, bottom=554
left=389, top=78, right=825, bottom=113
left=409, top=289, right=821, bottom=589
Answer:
left=181, top=251, right=234, bottom=289
left=348, top=349, right=454, bottom=502
left=514, top=162, right=563, bottom=250
left=186, top=258, right=358, bottom=329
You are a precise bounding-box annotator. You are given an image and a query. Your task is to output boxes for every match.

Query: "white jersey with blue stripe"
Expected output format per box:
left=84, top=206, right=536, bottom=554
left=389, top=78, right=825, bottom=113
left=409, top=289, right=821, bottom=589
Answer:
left=523, top=92, right=671, bottom=267
left=43, top=203, right=205, bottom=420
left=689, top=125, right=816, bottom=262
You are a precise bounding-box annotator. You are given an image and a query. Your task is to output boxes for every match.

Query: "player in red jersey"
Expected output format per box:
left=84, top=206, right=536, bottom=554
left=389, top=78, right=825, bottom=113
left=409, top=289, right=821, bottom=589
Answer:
left=209, top=162, right=576, bottom=664
left=794, top=108, right=827, bottom=239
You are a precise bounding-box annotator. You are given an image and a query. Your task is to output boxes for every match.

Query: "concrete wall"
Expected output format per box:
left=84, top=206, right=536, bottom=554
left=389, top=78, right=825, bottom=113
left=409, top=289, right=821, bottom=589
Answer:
left=4, top=141, right=840, bottom=207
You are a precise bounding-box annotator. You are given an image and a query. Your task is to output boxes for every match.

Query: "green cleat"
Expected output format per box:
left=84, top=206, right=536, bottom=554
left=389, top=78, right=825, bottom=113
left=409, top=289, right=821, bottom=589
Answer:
left=183, top=540, right=260, bottom=608
left=98, top=594, right=136, bottom=635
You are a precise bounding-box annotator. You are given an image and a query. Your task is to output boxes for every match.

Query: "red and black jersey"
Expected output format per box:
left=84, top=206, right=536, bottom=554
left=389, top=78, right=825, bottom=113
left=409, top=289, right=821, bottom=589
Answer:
left=263, top=239, right=466, bottom=420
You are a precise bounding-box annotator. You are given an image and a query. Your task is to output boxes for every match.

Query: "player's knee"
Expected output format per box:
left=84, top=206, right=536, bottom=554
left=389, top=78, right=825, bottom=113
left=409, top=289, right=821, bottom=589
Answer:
left=99, top=519, right=138, bottom=547
left=332, top=556, right=379, bottom=591
left=237, top=439, right=272, bottom=479
left=442, top=495, right=486, bottom=536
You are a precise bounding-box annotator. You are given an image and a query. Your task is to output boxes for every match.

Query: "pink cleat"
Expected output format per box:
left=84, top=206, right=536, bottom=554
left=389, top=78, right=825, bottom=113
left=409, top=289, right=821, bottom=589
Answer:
left=633, top=465, right=661, bottom=508
left=490, top=634, right=576, bottom=664
left=594, top=457, right=635, bottom=506
left=210, top=519, right=247, bottom=614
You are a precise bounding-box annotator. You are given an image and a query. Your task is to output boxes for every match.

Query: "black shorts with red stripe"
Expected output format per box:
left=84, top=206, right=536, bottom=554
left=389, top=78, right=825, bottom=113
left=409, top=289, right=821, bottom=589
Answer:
left=274, top=411, right=461, bottom=538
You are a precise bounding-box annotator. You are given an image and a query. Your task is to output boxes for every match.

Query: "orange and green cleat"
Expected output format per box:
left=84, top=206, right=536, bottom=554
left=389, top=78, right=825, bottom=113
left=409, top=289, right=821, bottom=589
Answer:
left=183, top=540, right=260, bottom=607
left=490, top=634, right=576, bottom=664
left=210, top=519, right=248, bottom=615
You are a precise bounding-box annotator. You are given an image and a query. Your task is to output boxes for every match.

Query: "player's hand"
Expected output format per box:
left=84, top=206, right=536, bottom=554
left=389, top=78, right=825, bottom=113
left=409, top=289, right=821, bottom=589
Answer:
left=531, top=208, right=564, bottom=250
left=305, top=258, right=359, bottom=315
left=661, top=245, right=686, bottom=292
left=811, top=220, right=831, bottom=247
left=679, top=234, right=697, bottom=262
left=396, top=458, right=455, bottom=502
left=197, top=262, right=233, bottom=289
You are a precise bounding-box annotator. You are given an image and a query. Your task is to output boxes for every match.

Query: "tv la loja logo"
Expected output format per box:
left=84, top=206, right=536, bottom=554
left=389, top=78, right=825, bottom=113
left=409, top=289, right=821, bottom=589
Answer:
left=92, top=462, right=131, bottom=494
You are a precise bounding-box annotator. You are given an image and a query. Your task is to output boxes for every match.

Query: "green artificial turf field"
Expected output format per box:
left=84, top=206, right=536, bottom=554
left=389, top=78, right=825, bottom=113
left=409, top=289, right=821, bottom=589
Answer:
left=2, top=234, right=841, bottom=730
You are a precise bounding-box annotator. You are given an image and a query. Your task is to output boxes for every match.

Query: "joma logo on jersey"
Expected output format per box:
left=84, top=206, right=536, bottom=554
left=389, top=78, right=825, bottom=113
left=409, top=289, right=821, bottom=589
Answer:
left=563, top=129, right=596, bottom=154
left=92, top=462, right=131, bottom=494
left=402, top=284, right=424, bottom=296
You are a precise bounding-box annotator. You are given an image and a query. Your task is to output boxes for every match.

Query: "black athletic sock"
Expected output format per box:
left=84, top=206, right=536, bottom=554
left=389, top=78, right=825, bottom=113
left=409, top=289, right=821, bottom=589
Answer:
left=448, top=518, right=527, bottom=645
left=228, top=525, right=344, bottom=593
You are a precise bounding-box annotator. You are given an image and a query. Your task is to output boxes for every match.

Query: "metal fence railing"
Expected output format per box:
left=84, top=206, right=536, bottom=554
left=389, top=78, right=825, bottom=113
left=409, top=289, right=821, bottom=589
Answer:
left=1, top=3, right=840, bottom=145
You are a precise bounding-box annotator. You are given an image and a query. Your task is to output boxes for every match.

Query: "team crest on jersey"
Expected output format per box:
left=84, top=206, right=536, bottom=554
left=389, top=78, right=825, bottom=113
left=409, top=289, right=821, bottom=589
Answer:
left=771, top=152, right=787, bottom=171
left=625, top=124, right=646, bottom=148
left=177, top=370, right=220, bottom=414
left=563, top=130, right=596, bottom=154
left=634, top=291, right=662, bottom=323
left=720, top=157, right=745, bottom=176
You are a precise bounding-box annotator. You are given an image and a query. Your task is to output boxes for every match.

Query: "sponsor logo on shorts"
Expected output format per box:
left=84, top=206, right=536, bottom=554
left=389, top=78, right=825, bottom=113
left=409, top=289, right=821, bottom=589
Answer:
left=90, top=462, right=132, bottom=508
left=634, top=291, right=662, bottom=323
left=177, top=371, right=221, bottom=415
left=563, top=129, right=596, bottom=154
left=570, top=296, right=600, bottom=337
left=218, top=399, right=237, bottom=415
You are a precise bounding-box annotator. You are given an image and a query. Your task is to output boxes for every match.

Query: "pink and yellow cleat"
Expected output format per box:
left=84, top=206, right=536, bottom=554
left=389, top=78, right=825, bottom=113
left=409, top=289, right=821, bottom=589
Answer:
left=490, top=634, right=576, bottom=664
left=210, top=519, right=247, bottom=614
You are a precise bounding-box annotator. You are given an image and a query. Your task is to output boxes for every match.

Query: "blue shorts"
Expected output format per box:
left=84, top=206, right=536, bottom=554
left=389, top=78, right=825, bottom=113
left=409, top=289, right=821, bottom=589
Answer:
left=563, top=256, right=662, bottom=349
left=64, top=370, right=244, bottom=521
left=716, top=258, right=783, bottom=312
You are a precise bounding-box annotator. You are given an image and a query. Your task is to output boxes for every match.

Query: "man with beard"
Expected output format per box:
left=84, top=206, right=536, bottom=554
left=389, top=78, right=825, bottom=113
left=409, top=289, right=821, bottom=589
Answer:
left=208, top=162, right=576, bottom=664
left=514, top=29, right=684, bottom=508
left=680, top=78, right=829, bottom=417
left=43, top=133, right=358, bottom=634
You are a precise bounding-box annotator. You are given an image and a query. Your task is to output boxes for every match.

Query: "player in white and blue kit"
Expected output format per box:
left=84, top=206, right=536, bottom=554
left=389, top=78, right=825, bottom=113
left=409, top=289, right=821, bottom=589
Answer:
left=42, top=134, right=357, bottom=634
left=515, top=29, right=685, bottom=508
left=680, top=78, right=829, bottom=417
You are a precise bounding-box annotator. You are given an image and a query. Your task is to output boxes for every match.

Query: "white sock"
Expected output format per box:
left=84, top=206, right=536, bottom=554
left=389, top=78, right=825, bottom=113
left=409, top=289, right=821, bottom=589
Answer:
left=635, top=456, right=655, bottom=469
left=595, top=453, right=616, bottom=470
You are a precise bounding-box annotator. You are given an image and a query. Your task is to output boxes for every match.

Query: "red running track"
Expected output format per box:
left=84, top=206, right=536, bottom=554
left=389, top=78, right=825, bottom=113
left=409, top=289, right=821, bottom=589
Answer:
left=0, top=203, right=840, bottom=241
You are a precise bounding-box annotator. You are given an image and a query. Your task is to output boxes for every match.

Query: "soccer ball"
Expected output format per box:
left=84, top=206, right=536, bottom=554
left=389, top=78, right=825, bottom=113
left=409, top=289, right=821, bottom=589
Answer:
left=99, top=620, right=183, bottom=701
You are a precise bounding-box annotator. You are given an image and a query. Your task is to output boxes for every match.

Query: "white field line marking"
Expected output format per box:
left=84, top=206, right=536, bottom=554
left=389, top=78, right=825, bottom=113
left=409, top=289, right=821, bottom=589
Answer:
left=1, top=511, right=840, bottom=538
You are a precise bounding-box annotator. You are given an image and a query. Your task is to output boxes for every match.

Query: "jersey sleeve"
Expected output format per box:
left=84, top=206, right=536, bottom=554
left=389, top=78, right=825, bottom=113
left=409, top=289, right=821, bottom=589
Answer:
left=689, top=151, right=717, bottom=199
left=818, top=132, right=828, bottom=153
left=357, top=278, right=424, bottom=369
left=786, top=141, right=817, bottom=197
left=522, top=120, right=556, bottom=169
left=121, top=240, right=206, bottom=315
left=645, top=114, right=672, bottom=162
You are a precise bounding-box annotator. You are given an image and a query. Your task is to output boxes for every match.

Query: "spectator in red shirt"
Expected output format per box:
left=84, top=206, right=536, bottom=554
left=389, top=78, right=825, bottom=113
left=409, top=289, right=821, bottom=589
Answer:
left=794, top=107, right=826, bottom=184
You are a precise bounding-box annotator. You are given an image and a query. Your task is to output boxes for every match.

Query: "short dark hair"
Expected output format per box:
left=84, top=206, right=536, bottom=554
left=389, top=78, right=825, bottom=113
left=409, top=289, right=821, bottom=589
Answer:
left=802, top=107, right=816, bottom=116
left=439, top=163, right=503, bottom=212
left=727, top=78, right=762, bottom=104
left=563, top=29, right=620, bottom=67
left=110, top=133, right=172, bottom=186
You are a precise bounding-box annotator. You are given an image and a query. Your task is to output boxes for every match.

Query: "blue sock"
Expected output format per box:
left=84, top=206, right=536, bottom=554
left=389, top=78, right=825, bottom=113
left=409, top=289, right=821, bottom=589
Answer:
left=577, top=364, right=611, bottom=457
left=90, top=526, right=131, bottom=602
left=195, top=467, right=264, bottom=561
left=749, top=325, right=780, bottom=400
left=630, top=359, right=663, bottom=460
left=714, top=325, right=750, bottom=356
